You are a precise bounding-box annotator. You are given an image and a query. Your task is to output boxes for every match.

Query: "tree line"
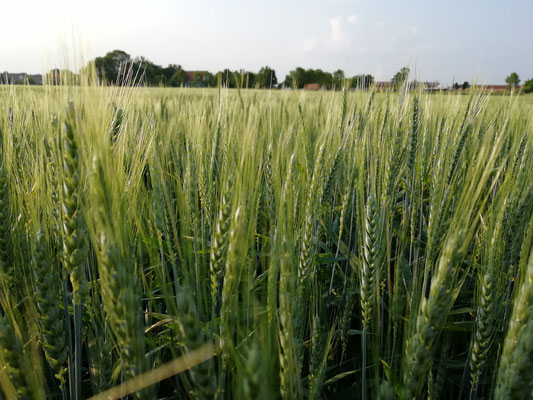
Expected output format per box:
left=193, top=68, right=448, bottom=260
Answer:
left=89, top=50, right=378, bottom=89
left=283, top=67, right=374, bottom=89
left=5, top=50, right=533, bottom=92
left=87, top=54, right=533, bottom=92
left=88, top=50, right=278, bottom=88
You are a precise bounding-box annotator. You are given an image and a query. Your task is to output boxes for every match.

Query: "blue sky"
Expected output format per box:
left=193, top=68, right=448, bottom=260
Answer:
left=1, top=0, right=532, bottom=84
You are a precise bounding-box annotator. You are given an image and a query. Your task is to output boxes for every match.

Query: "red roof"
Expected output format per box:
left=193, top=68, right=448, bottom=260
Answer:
left=303, top=83, right=321, bottom=90
left=484, top=84, right=522, bottom=91
left=185, top=71, right=208, bottom=81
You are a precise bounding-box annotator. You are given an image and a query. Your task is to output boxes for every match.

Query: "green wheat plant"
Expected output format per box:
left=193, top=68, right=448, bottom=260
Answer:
left=0, top=68, right=532, bottom=399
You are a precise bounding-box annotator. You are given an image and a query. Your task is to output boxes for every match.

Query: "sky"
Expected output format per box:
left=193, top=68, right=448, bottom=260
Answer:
left=1, top=0, right=532, bottom=85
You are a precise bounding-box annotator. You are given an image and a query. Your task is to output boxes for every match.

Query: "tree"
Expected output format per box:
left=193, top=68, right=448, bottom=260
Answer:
left=204, top=72, right=216, bottom=87
left=351, top=74, right=374, bottom=90
left=285, top=67, right=305, bottom=88
left=170, top=68, right=189, bottom=87
left=462, top=81, right=470, bottom=90
left=307, top=69, right=332, bottom=89
left=523, top=78, right=533, bottom=93
left=133, top=57, right=167, bottom=86
left=217, top=69, right=236, bottom=88
left=94, top=50, right=131, bottom=84
left=44, top=69, right=78, bottom=85
left=191, top=72, right=205, bottom=87
left=246, top=71, right=256, bottom=88
left=233, top=70, right=256, bottom=88
left=86, top=49, right=384, bottom=90
left=505, top=72, right=520, bottom=90
left=332, top=69, right=345, bottom=89
left=364, top=74, right=375, bottom=88
left=256, top=66, right=277, bottom=88
left=163, top=64, right=181, bottom=82
left=391, top=67, right=410, bottom=90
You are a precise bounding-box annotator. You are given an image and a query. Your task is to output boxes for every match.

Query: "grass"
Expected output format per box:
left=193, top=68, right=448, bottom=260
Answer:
left=0, top=79, right=532, bottom=399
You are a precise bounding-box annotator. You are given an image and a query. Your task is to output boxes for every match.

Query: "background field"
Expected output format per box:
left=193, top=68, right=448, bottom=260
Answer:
left=0, top=84, right=532, bottom=399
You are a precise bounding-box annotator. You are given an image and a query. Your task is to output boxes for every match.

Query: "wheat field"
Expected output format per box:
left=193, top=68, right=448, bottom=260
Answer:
left=0, top=81, right=532, bottom=399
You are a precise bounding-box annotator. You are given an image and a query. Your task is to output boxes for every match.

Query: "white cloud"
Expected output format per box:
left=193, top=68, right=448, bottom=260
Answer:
left=301, top=16, right=354, bottom=53
left=347, top=14, right=358, bottom=24
left=410, top=25, right=419, bottom=35
left=329, top=17, right=350, bottom=49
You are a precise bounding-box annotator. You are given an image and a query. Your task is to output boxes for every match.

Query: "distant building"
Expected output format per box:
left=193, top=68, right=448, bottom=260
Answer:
left=1, top=72, right=43, bottom=85
left=183, top=71, right=209, bottom=87
left=1, top=72, right=25, bottom=84
left=377, top=81, right=444, bottom=91
left=484, top=84, right=518, bottom=92
left=376, top=81, right=393, bottom=90
left=454, top=84, right=521, bottom=92
left=422, top=81, right=443, bottom=91
left=485, top=85, right=507, bottom=91
left=303, top=83, right=321, bottom=90
left=184, top=71, right=207, bottom=81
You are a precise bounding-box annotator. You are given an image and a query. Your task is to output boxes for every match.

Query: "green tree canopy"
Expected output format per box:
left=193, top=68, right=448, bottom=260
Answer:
left=94, top=50, right=132, bottom=84
left=133, top=57, right=165, bottom=86
left=163, top=64, right=182, bottom=82
left=88, top=49, right=379, bottom=90
left=332, top=69, right=345, bottom=89
left=285, top=67, right=304, bottom=88
left=233, top=70, right=256, bottom=88
left=391, top=67, right=410, bottom=89
left=351, top=74, right=374, bottom=89
left=522, top=78, right=533, bottom=93
left=204, top=72, right=216, bottom=87
left=170, top=68, right=189, bottom=87
left=191, top=72, right=205, bottom=87
left=284, top=68, right=334, bottom=89
left=256, top=66, right=277, bottom=88
left=505, top=72, right=520, bottom=89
